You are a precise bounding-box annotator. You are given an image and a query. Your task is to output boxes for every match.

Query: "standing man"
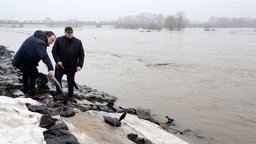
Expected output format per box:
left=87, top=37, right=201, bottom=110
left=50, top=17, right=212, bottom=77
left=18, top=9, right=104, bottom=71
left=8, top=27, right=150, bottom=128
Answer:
left=12, top=30, right=55, bottom=99
left=52, top=26, right=85, bottom=103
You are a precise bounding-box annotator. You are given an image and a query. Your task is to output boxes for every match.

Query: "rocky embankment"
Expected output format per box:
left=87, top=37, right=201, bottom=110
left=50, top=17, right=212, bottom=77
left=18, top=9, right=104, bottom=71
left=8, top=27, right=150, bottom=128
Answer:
left=0, top=45, right=211, bottom=144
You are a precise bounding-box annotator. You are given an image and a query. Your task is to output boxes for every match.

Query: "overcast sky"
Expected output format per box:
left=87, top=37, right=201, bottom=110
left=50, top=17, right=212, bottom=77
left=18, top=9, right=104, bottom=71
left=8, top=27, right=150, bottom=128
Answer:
left=1, top=0, right=255, bottom=22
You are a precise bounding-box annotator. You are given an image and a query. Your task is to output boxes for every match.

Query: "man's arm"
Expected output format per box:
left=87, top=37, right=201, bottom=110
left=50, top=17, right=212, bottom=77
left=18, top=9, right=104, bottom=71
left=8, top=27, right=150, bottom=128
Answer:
left=37, top=44, right=54, bottom=77
left=52, top=38, right=60, bottom=64
left=36, top=43, right=54, bottom=71
left=78, top=40, right=85, bottom=68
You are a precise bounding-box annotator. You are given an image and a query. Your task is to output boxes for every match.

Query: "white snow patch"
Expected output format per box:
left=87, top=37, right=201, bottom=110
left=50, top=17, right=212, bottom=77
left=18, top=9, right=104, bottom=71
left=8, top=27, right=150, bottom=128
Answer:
left=0, top=96, right=46, bottom=144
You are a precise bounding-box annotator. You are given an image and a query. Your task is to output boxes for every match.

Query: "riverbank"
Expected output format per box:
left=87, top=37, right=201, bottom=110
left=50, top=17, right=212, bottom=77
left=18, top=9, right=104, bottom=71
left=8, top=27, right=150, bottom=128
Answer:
left=0, top=45, right=189, bottom=143
left=0, top=96, right=189, bottom=144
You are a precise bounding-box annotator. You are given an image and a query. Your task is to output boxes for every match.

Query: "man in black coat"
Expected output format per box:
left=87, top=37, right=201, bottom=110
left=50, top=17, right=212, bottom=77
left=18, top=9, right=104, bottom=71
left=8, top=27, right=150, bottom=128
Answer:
left=12, top=30, right=55, bottom=99
left=52, top=26, right=85, bottom=103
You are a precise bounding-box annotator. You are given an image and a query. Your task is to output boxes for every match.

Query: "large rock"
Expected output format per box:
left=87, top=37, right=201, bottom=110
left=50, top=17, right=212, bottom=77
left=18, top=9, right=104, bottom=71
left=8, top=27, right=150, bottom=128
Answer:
left=0, top=45, right=21, bottom=86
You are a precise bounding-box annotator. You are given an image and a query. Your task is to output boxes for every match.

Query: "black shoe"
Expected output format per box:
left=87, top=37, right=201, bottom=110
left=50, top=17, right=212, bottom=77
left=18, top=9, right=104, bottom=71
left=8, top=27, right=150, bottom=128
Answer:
left=69, top=97, right=77, bottom=103
left=22, top=89, right=29, bottom=95
left=31, top=95, right=44, bottom=100
left=31, top=96, right=40, bottom=100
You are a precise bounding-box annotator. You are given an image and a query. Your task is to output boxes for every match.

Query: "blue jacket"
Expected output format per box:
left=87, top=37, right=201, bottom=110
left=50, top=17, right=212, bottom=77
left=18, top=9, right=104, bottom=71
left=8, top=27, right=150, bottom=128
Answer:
left=12, top=30, right=54, bottom=73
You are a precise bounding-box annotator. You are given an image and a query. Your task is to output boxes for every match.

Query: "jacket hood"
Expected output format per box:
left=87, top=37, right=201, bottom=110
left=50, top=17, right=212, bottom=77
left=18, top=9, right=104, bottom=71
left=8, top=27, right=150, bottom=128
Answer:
left=33, top=30, right=48, bottom=46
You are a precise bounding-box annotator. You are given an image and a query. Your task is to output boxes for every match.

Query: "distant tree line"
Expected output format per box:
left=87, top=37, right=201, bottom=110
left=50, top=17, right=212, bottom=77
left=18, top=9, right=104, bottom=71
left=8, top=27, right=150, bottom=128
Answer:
left=207, top=17, right=256, bottom=28
left=3, top=15, right=255, bottom=29
left=116, top=13, right=256, bottom=30
left=116, top=12, right=189, bottom=31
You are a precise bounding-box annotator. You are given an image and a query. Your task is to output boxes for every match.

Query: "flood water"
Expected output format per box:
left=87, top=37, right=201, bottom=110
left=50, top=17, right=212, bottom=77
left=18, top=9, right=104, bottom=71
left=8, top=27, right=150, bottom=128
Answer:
left=1, top=27, right=256, bottom=144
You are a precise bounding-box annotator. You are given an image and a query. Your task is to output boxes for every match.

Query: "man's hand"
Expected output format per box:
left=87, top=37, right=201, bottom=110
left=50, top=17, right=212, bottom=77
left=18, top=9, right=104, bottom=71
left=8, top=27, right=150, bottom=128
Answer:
left=76, top=66, right=82, bottom=71
left=57, top=61, right=64, bottom=69
left=48, top=70, right=54, bottom=77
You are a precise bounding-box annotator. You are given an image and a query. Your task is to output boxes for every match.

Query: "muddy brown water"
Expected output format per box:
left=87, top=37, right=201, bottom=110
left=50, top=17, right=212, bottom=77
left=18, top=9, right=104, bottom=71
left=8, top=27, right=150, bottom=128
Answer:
left=1, top=27, right=256, bottom=144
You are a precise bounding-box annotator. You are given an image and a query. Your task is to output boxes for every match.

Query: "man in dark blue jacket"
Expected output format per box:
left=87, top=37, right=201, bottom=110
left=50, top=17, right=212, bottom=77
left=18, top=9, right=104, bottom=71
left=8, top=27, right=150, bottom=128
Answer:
left=12, top=30, right=55, bottom=99
left=52, top=26, right=85, bottom=103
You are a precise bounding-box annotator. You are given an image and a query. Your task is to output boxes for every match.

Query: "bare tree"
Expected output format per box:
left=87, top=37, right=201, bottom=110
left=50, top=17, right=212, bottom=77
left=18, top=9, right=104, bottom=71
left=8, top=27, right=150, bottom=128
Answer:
left=164, top=15, right=176, bottom=30
left=117, top=12, right=163, bottom=30
left=176, top=11, right=187, bottom=31
left=164, top=12, right=188, bottom=31
left=117, top=12, right=190, bottom=30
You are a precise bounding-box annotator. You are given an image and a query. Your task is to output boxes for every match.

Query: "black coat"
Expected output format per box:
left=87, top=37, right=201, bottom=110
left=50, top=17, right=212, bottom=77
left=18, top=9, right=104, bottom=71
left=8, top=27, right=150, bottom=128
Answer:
left=12, top=30, right=54, bottom=74
left=52, top=36, right=85, bottom=72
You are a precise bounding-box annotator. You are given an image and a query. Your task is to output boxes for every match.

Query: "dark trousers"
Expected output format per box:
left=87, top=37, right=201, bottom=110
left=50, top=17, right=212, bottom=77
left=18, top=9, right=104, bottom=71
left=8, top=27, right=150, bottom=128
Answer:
left=22, top=71, right=38, bottom=96
left=55, top=68, right=76, bottom=98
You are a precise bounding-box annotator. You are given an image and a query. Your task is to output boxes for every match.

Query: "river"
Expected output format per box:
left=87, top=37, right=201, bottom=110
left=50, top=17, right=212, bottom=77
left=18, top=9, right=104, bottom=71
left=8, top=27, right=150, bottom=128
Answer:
left=1, top=27, right=256, bottom=144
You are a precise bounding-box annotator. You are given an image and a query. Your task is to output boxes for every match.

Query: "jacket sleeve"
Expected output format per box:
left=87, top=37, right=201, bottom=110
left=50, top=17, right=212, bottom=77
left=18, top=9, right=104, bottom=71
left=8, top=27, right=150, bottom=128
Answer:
left=42, top=52, right=54, bottom=71
left=78, top=40, right=85, bottom=68
left=52, top=39, right=60, bottom=63
left=37, top=43, right=54, bottom=71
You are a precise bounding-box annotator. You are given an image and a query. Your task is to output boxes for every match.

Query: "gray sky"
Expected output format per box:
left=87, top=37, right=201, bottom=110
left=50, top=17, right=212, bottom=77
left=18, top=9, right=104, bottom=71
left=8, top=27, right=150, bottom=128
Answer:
left=1, top=0, right=255, bottom=22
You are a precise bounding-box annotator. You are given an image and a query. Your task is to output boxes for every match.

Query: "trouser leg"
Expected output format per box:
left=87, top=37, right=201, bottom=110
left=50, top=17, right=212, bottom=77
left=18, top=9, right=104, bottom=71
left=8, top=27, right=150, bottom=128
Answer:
left=55, top=68, right=64, bottom=95
left=22, top=72, right=29, bottom=92
left=28, top=73, right=37, bottom=96
left=67, top=72, right=76, bottom=98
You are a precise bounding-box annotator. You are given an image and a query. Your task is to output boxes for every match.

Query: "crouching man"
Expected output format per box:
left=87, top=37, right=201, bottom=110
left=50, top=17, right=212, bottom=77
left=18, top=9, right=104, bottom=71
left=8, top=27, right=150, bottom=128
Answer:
left=12, top=30, right=55, bottom=99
